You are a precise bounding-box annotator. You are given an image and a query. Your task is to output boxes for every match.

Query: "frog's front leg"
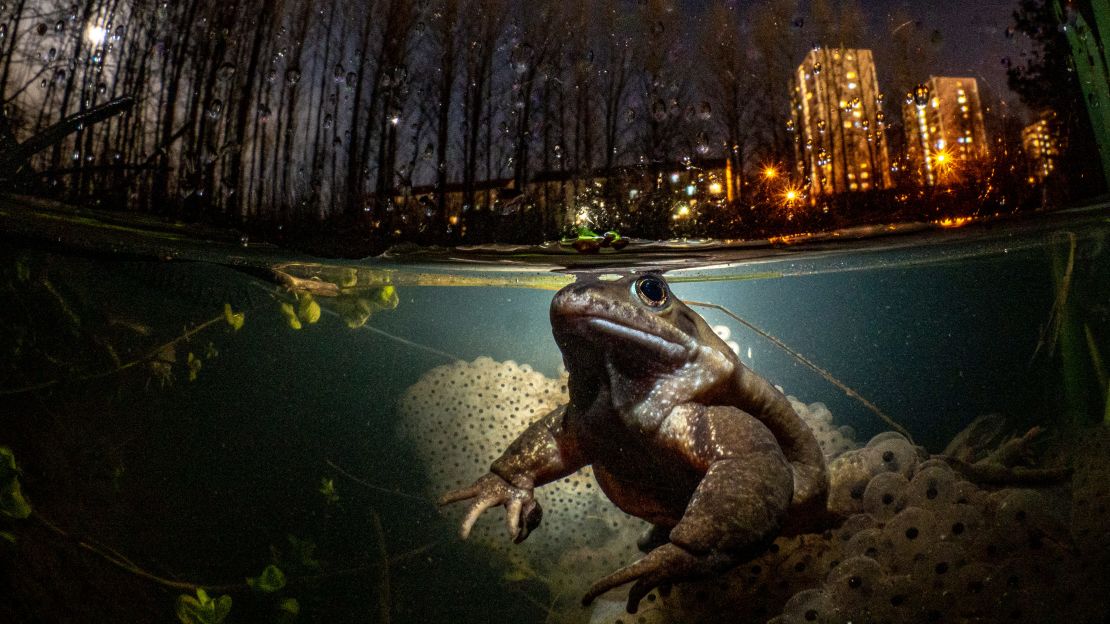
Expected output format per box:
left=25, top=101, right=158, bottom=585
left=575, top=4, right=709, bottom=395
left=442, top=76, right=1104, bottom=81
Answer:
left=440, top=405, right=585, bottom=543
left=583, top=404, right=793, bottom=613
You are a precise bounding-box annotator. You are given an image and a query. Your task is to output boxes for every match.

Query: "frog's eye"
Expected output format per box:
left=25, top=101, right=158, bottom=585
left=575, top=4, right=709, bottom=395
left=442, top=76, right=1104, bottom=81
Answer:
left=634, top=276, right=669, bottom=308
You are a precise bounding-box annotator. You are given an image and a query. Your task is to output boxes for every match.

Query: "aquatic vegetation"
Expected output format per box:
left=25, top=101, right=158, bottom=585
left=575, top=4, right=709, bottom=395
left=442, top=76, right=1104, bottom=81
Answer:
left=223, top=304, right=245, bottom=331
left=247, top=564, right=286, bottom=593
left=1, top=447, right=31, bottom=536
left=186, top=352, right=202, bottom=382
left=281, top=534, right=321, bottom=571
left=318, top=478, right=339, bottom=505
left=333, top=285, right=399, bottom=329
left=560, top=227, right=629, bottom=254
left=175, top=588, right=232, bottom=624
left=279, top=293, right=323, bottom=330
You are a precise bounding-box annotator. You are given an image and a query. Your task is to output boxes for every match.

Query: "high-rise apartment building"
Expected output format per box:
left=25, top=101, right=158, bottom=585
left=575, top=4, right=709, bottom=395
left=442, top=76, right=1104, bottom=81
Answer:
left=902, top=76, right=989, bottom=185
left=792, top=47, right=892, bottom=196
left=1022, top=112, right=1064, bottom=182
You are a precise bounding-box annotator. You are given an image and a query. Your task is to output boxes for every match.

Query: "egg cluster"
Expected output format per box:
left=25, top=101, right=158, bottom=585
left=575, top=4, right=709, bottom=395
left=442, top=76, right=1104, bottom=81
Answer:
left=631, top=429, right=1105, bottom=624
left=397, top=357, right=642, bottom=603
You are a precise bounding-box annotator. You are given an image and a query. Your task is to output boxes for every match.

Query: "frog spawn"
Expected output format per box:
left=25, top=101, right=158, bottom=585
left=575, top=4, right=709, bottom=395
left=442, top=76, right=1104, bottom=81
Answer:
left=659, top=430, right=1099, bottom=624
left=397, top=357, right=642, bottom=616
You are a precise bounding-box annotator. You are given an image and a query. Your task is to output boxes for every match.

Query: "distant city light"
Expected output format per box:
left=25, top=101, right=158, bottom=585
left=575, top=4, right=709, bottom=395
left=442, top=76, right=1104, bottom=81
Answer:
left=762, top=165, right=778, bottom=180
left=686, top=184, right=695, bottom=196
left=708, top=181, right=722, bottom=195
left=670, top=173, right=680, bottom=184
left=87, top=24, right=108, bottom=45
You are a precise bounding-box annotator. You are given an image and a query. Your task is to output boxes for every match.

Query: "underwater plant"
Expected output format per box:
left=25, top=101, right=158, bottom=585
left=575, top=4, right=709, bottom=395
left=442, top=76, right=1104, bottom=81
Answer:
left=1, top=446, right=31, bottom=543
left=175, top=588, right=232, bottom=624
left=247, top=564, right=286, bottom=593
left=319, top=478, right=340, bottom=506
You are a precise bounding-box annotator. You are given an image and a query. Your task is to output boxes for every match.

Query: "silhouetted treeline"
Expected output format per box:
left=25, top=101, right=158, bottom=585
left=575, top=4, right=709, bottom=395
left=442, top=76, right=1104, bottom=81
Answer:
left=0, top=0, right=1099, bottom=250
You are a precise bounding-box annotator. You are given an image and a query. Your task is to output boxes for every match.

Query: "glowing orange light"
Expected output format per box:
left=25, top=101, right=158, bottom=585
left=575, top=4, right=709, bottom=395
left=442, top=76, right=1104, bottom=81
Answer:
left=781, top=186, right=803, bottom=208
left=937, top=216, right=973, bottom=228
left=762, top=165, right=779, bottom=180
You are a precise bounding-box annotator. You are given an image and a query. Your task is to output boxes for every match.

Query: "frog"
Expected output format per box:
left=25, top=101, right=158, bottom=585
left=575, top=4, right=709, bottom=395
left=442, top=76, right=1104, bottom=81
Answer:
left=440, top=272, right=829, bottom=613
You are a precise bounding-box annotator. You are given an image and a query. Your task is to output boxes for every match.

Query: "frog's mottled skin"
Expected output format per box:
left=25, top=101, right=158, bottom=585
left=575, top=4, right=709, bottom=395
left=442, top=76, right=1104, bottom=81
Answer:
left=440, top=273, right=828, bottom=612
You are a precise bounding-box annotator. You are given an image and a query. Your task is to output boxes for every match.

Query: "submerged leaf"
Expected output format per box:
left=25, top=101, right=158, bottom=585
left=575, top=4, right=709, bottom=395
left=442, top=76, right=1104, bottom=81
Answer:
left=176, top=588, right=232, bottom=624
left=223, top=303, right=245, bottom=331
left=286, top=534, right=320, bottom=570
left=247, top=564, right=286, bottom=593
left=279, top=597, right=300, bottom=616
left=0, top=447, right=31, bottom=519
left=297, top=293, right=321, bottom=325
left=186, top=352, right=202, bottom=382
left=319, top=478, right=339, bottom=505
left=279, top=302, right=302, bottom=330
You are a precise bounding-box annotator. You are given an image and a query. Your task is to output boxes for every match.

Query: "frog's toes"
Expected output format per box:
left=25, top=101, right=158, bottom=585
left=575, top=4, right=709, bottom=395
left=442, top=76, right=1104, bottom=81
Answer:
left=581, top=543, right=732, bottom=614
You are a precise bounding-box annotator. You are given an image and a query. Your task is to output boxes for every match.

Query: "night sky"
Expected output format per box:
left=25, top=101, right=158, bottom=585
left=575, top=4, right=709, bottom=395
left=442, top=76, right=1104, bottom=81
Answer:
left=686, top=0, right=1036, bottom=114
left=868, top=0, right=1032, bottom=106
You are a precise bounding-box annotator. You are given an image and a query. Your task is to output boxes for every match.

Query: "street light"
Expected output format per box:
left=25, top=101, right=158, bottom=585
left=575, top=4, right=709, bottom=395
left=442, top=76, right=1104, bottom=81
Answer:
left=762, top=165, right=778, bottom=180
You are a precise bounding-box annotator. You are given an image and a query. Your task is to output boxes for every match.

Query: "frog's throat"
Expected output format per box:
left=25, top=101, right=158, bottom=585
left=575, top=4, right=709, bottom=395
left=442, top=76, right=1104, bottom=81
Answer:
left=585, top=318, right=692, bottom=362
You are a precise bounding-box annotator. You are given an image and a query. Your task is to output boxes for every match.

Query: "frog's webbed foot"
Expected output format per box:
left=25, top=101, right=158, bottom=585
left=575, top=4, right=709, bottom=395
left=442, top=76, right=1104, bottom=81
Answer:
left=439, top=473, right=543, bottom=543
left=581, top=543, right=732, bottom=613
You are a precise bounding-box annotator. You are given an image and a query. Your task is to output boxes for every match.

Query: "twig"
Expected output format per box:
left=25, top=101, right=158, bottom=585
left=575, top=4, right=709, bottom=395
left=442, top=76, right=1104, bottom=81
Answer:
left=370, top=510, right=391, bottom=624
left=325, top=459, right=435, bottom=506
left=32, top=511, right=241, bottom=593
left=687, top=300, right=914, bottom=442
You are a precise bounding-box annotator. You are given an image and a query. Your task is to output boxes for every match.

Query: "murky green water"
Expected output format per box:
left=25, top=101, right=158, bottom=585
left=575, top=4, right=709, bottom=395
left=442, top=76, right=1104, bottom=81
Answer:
left=1, top=206, right=1108, bottom=623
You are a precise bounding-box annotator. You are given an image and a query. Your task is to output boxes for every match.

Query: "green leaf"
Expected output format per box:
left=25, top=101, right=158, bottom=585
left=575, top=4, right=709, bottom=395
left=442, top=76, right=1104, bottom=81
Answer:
left=0, top=530, right=15, bottom=543
left=318, top=478, right=339, bottom=505
left=286, top=535, right=320, bottom=570
left=223, top=304, right=244, bottom=331
left=279, top=597, right=300, bottom=616
left=0, top=447, right=32, bottom=519
left=247, top=564, right=286, bottom=593
left=176, top=589, right=232, bottom=624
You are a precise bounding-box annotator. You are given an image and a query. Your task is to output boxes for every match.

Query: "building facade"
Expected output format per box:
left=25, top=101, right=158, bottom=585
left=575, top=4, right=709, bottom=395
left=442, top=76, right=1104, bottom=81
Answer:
left=1022, top=112, right=1064, bottom=183
left=901, top=76, right=989, bottom=186
left=792, top=47, right=892, bottom=196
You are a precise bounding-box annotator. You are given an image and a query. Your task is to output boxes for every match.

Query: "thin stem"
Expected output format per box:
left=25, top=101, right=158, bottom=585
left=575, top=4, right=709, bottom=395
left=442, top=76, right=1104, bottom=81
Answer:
left=687, top=299, right=914, bottom=442
left=325, top=459, right=435, bottom=506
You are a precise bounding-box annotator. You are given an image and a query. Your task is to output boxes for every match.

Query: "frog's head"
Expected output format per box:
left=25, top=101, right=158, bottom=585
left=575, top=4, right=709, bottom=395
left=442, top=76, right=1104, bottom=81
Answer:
left=550, top=272, right=734, bottom=408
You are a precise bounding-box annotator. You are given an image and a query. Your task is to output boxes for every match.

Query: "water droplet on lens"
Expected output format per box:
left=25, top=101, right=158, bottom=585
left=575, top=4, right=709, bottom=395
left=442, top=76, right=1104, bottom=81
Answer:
left=913, top=83, right=930, bottom=107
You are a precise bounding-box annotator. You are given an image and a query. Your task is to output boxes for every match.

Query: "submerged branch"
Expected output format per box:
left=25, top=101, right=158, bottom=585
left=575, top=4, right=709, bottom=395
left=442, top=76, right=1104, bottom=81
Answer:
left=32, top=509, right=429, bottom=595
left=325, top=459, right=436, bottom=506
left=687, top=300, right=914, bottom=442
